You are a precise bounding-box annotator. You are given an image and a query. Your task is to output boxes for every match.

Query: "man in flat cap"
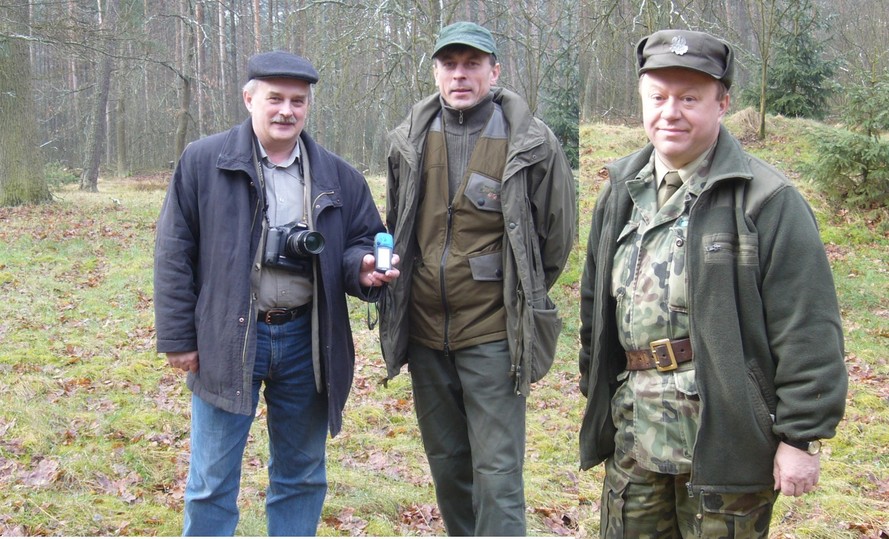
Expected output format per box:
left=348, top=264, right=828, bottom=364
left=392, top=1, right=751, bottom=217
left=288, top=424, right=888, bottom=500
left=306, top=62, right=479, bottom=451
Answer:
left=578, top=29, right=847, bottom=537
left=379, top=21, right=575, bottom=535
left=154, top=50, right=399, bottom=536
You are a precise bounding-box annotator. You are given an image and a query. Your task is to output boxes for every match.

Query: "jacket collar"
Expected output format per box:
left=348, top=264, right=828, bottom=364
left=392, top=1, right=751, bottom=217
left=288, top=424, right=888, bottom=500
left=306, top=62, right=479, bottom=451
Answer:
left=397, top=87, right=547, bottom=164
left=213, top=117, right=335, bottom=192
left=216, top=117, right=257, bottom=174
left=609, top=125, right=754, bottom=189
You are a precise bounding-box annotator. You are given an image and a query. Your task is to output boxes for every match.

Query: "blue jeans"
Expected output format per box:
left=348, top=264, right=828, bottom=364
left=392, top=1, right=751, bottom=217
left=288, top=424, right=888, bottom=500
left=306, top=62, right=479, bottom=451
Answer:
left=183, top=313, right=329, bottom=536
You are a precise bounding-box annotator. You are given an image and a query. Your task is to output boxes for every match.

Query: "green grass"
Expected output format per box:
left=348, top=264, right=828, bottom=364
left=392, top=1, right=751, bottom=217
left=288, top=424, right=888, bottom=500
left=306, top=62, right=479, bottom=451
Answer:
left=0, top=115, right=887, bottom=536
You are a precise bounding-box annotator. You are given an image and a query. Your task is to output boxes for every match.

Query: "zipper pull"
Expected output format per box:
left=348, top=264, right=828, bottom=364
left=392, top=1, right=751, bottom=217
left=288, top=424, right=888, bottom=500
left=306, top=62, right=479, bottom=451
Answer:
left=459, top=110, right=464, bottom=125
left=686, top=481, right=694, bottom=498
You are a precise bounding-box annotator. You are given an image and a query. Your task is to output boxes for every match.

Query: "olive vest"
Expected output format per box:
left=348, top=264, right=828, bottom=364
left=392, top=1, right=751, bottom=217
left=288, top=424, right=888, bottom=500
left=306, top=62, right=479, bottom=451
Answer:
left=410, top=105, right=509, bottom=352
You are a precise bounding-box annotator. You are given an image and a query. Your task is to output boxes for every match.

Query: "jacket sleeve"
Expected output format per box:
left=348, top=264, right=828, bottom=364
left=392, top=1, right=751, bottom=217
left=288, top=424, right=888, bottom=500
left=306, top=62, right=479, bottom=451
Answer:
left=579, top=181, right=610, bottom=396
left=531, top=126, right=577, bottom=290
left=755, top=183, right=847, bottom=442
left=154, top=150, right=201, bottom=353
left=384, top=138, right=402, bottom=234
left=337, top=161, right=386, bottom=302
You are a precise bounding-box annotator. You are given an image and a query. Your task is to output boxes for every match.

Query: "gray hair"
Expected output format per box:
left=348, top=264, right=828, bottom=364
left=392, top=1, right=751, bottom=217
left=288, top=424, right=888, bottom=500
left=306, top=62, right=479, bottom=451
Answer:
left=243, top=79, right=315, bottom=105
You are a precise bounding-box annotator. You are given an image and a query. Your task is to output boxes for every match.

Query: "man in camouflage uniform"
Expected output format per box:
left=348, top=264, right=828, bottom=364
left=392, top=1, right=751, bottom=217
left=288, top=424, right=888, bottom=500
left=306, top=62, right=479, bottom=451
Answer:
left=578, top=29, right=847, bottom=537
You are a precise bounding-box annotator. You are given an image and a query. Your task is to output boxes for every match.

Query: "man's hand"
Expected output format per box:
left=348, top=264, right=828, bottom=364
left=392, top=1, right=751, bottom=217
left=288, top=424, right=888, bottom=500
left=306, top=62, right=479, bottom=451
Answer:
left=359, top=253, right=401, bottom=287
left=773, top=441, right=821, bottom=496
left=167, top=351, right=199, bottom=373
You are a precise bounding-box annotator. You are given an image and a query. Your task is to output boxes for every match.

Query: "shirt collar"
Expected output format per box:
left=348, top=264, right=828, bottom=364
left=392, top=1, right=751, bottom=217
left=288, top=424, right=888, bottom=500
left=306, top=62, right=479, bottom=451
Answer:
left=257, top=138, right=301, bottom=169
left=654, top=142, right=717, bottom=187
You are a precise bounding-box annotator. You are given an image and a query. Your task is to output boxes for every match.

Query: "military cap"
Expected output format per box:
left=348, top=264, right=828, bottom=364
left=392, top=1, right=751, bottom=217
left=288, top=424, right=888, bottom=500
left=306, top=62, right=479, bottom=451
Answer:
left=433, top=21, right=498, bottom=58
left=636, top=29, right=734, bottom=89
left=246, top=51, right=319, bottom=84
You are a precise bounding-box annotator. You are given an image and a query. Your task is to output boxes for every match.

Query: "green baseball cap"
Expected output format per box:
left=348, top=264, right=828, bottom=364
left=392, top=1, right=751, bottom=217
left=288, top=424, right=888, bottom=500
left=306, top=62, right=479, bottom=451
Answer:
left=636, top=29, right=734, bottom=89
left=433, top=21, right=498, bottom=58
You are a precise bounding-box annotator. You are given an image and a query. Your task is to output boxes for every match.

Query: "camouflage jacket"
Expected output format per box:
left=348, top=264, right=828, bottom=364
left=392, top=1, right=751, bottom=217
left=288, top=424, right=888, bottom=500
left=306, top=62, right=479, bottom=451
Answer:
left=579, top=126, right=847, bottom=493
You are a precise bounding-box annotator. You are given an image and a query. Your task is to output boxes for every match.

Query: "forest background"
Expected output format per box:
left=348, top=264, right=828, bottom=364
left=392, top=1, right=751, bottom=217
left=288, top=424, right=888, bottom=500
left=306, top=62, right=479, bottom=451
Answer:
left=1, top=0, right=888, bottom=536
left=1, top=0, right=885, bottom=196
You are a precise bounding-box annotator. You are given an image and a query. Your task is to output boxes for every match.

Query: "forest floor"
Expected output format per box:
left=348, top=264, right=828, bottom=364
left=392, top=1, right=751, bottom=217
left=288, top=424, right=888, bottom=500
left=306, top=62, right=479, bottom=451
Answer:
left=0, top=114, right=886, bottom=536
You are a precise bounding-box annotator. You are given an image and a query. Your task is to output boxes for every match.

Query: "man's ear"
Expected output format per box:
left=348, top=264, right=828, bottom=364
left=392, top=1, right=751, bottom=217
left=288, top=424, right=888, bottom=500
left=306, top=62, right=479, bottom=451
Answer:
left=718, top=93, right=730, bottom=118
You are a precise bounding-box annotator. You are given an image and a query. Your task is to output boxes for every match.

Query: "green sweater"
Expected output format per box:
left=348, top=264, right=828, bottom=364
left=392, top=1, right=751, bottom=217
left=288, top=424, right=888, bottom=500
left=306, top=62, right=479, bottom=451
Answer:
left=579, top=126, right=847, bottom=493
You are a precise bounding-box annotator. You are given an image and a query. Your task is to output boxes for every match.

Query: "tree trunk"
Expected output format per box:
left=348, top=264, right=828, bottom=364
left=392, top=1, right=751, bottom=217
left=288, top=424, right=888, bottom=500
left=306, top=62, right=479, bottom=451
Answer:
left=80, top=0, right=119, bottom=192
left=80, top=51, right=114, bottom=191
left=0, top=21, right=51, bottom=206
left=116, top=82, right=127, bottom=177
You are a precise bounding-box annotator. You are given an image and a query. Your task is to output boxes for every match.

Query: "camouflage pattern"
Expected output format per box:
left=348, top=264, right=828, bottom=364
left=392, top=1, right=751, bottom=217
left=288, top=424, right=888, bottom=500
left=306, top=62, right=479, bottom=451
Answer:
left=611, top=363, right=700, bottom=474
left=611, top=161, right=697, bottom=351
left=601, top=453, right=777, bottom=538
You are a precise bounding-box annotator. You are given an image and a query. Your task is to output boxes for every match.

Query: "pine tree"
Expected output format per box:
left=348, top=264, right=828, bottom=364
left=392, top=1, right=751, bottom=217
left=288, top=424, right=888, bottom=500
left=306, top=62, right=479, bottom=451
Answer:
left=740, top=3, right=835, bottom=120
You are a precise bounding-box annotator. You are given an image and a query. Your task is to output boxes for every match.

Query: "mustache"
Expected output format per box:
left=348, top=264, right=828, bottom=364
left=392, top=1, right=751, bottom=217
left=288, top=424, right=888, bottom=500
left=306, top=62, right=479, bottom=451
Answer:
left=272, top=115, right=297, bottom=125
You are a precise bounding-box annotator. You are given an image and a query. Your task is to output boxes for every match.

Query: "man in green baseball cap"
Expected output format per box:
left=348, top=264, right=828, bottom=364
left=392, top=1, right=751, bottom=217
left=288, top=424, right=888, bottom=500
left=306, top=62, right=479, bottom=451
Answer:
left=380, top=20, right=576, bottom=536
left=579, top=28, right=846, bottom=538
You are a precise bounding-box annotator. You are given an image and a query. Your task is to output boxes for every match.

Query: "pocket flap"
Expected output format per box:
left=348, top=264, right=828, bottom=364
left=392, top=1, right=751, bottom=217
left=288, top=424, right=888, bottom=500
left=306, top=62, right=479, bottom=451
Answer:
left=468, top=251, right=504, bottom=281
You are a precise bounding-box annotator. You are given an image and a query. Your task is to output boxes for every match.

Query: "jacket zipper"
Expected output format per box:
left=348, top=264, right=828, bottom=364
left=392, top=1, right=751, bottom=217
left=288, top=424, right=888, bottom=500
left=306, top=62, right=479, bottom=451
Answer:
left=439, top=204, right=454, bottom=355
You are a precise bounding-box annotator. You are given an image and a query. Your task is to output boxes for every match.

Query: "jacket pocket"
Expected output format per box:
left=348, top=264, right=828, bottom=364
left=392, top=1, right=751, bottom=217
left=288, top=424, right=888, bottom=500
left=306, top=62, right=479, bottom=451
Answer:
left=746, top=369, right=777, bottom=441
left=464, top=172, right=503, bottom=212
left=702, top=232, right=759, bottom=266
left=468, top=250, right=504, bottom=281
left=527, top=296, right=561, bottom=383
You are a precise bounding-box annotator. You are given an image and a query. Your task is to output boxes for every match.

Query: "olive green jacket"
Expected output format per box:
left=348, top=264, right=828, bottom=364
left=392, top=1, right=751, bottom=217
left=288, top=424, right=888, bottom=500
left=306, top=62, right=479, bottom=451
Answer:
left=381, top=88, right=576, bottom=394
left=579, top=126, right=847, bottom=492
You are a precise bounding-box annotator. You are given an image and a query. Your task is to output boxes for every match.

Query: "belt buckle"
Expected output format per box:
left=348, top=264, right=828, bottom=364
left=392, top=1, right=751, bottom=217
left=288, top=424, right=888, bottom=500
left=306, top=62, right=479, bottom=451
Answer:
left=263, top=308, right=289, bottom=324
left=650, top=338, right=678, bottom=372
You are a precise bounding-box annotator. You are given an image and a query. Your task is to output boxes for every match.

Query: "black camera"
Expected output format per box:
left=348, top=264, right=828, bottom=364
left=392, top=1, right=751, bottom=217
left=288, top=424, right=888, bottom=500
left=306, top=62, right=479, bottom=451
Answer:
left=262, top=221, right=325, bottom=274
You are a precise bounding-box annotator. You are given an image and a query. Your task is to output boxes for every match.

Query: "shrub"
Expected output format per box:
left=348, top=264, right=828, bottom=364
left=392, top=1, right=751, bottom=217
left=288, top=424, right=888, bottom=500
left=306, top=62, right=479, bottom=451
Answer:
left=44, top=162, right=79, bottom=187
left=803, top=128, right=889, bottom=209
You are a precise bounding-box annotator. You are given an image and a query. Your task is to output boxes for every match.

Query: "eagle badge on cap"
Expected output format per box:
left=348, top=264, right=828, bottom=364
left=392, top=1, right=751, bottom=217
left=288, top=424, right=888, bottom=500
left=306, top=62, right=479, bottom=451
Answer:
left=670, top=35, right=689, bottom=55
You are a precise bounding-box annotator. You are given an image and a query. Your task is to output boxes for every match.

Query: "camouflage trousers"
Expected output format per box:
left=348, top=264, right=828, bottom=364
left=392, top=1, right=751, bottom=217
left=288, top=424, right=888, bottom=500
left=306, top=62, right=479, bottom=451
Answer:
left=600, top=453, right=777, bottom=538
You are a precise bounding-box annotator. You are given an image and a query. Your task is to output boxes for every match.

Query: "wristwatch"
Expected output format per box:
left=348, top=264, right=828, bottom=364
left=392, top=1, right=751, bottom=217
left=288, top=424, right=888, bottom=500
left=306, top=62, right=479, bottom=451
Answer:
left=784, top=439, right=822, bottom=455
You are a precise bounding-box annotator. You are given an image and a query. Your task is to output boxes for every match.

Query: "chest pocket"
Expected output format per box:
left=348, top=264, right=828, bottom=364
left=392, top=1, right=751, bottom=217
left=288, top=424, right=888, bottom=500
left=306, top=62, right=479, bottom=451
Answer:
left=667, top=220, right=689, bottom=312
left=464, top=173, right=503, bottom=212
left=612, top=221, right=640, bottom=299
left=703, top=232, right=759, bottom=266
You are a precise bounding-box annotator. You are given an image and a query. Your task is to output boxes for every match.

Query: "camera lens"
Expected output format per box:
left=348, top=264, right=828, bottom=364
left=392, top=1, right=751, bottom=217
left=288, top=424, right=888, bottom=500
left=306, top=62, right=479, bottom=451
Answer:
left=286, top=229, right=325, bottom=256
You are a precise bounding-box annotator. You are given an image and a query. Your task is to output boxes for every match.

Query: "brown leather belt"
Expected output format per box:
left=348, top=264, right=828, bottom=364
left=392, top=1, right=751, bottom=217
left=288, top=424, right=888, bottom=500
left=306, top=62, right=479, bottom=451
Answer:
left=625, top=338, right=693, bottom=372
left=258, top=303, right=311, bottom=325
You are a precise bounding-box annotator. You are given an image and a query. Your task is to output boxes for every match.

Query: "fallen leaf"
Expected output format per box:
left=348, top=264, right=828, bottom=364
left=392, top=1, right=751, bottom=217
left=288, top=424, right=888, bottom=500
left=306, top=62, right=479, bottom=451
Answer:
left=324, top=507, right=367, bottom=536
left=22, top=458, right=61, bottom=488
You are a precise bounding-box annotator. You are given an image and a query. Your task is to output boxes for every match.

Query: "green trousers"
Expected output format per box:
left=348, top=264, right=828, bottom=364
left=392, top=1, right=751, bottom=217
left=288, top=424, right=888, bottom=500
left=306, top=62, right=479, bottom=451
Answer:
left=408, top=340, right=526, bottom=536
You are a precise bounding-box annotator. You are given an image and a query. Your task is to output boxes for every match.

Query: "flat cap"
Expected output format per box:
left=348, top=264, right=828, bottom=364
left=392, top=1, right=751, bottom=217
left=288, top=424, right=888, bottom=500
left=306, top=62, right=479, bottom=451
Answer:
left=433, top=21, right=498, bottom=58
left=636, top=29, right=734, bottom=89
left=247, top=51, right=319, bottom=84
